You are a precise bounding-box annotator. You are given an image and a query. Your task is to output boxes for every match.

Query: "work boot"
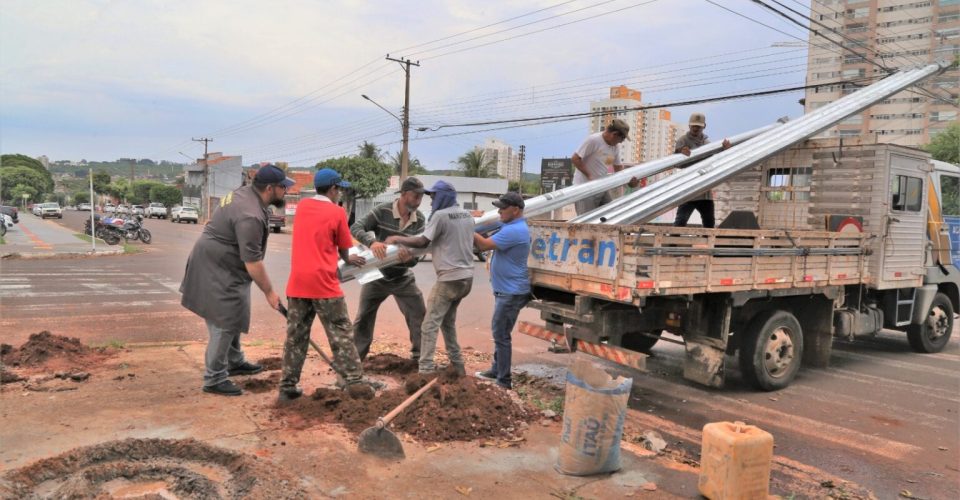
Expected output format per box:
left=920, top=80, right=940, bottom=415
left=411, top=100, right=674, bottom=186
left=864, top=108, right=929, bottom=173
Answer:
left=203, top=380, right=242, bottom=396
left=346, top=382, right=375, bottom=400
left=335, top=375, right=386, bottom=391
left=277, top=387, right=303, bottom=404
left=228, top=361, right=263, bottom=376
left=451, top=363, right=466, bottom=377
left=475, top=369, right=496, bottom=382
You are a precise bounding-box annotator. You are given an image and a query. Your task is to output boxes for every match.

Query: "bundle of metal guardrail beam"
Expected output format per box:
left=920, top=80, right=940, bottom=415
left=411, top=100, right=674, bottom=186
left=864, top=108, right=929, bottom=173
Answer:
left=338, top=120, right=785, bottom=283
left=571, top=62, right=946, bottom=225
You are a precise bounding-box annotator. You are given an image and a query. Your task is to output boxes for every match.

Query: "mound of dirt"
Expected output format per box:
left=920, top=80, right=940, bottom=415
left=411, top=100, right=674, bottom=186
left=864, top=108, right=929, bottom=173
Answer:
left=1, top=331, right=110, bottom=371
left=240, top=372, right=281, bottom=393
left=363, top=353, right=418, bottom=375
left=256, top=356, right=282, bottom=371
left=0, top=438, right=307, bottom=499
left=0, top=367, right=25, bottom=385
left=276, top=371, right=531, bottom=442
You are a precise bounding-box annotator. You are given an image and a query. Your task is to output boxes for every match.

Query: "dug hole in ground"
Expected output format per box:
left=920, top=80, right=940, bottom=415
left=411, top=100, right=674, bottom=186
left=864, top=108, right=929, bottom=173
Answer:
left=0, top=331, right=701, bottom=499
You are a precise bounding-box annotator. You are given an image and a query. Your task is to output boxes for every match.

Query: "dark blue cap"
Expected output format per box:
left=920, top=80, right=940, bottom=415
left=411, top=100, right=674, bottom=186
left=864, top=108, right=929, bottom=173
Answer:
left=314, top=168, right=351, bottom=190
left=424, top=180, right=456, bottom=194
left=254, top=164, right=295, bottom=187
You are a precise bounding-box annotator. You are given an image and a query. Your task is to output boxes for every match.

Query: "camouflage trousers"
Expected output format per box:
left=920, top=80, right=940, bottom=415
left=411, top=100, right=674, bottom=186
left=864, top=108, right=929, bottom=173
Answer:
left=281, top=296, right=363, bottom=391
left=419, top=277, right=473, bottom=372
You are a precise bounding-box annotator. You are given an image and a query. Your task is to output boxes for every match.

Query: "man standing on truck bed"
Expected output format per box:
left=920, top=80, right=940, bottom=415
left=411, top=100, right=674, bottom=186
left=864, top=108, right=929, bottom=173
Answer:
left=673, top=112, right=731, bottom=228
left=473, top=192, right=530, bottom=390
left=350, top=176, right=427, bottom=362
left=571, top=118, right=639, bottom=215
left=385, top=180, right=475, bottom=376
left=180, top=164, right=293, bottom=397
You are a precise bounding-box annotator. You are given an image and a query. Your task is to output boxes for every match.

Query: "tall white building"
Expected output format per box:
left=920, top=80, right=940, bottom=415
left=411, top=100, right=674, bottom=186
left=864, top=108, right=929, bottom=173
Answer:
left=804, top=0, right=959, bottom=146
left=478, top=138, right=522, bottom=181
left=589, top=85, right=682, bottom=164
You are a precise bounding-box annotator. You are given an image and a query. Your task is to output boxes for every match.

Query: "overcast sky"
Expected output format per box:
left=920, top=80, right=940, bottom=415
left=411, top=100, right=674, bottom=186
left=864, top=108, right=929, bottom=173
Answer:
left=1, top=0, right=815, bottom=171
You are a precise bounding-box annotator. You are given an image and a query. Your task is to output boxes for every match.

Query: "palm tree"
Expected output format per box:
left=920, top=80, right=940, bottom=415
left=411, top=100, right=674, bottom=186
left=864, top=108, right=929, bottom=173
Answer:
left=387, top=151, right=427, bottom=175
left=454, top=149, right=496, bottom=178
left=357, top=141, right=382, bottom=161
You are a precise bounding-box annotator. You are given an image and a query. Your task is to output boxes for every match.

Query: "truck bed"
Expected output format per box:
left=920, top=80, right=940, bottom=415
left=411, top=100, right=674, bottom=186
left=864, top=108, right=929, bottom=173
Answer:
left=528, top=221, right=870, bottom=305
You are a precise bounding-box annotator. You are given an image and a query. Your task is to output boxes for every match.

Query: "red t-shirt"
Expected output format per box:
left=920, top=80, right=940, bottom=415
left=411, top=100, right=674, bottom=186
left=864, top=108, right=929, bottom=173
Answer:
left=285, top=197, right=353, bottom=299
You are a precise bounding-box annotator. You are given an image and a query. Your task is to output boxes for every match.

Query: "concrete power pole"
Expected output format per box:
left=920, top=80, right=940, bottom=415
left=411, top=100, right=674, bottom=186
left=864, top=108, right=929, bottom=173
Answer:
left=192, top=137, right=213, bottom=220
left=518, top=145, right=526, bottom=194
left=386, top=55, right=419, bottom=182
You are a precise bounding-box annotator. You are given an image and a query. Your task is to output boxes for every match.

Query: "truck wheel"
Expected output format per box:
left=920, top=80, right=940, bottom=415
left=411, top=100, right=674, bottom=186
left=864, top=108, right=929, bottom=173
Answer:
left=738, top=310, right=803, bottom=391
left=906, top=292, right=954, bottom=353
left=272, top=226, right=280, bottom=233
left=621, top=331, right=661, bottom=353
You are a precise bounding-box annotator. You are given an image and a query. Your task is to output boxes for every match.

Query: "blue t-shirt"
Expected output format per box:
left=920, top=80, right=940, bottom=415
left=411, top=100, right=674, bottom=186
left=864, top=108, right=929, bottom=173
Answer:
left=490, top=218, right=531, bottom=295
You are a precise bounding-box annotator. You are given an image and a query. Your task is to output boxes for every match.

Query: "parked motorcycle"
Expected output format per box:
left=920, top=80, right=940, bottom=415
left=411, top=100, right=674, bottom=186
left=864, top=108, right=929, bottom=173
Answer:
left=84, top=215, right=121, bottom=245
left=117, top=215, right=152, bottom=244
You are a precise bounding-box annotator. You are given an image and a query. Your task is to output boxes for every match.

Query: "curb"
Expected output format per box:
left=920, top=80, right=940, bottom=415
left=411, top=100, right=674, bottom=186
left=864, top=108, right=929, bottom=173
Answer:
left=1, top=248, right=125, bottom=260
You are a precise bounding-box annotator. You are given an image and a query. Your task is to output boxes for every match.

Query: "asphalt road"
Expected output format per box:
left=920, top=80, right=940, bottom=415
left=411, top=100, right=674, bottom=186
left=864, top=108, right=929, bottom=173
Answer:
left=2, top=209, right=958, bottom=499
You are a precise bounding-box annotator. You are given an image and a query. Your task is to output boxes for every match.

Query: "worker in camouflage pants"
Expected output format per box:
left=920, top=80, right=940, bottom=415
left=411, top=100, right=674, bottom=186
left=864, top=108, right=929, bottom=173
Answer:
left=280, top=297, right=367, bottom=396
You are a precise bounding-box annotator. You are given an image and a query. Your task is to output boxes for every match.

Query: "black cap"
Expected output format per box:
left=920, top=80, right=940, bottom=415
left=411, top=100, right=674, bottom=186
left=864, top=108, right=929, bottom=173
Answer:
left=398, top=177, right=425, bottom=194
left=492, top=192, right=524, bottom=209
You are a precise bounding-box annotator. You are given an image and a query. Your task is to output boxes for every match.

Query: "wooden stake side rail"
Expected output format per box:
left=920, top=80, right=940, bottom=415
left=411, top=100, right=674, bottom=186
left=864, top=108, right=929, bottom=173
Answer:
left=528, top=222, right=872, bottom=305
left=518, top=321, right=646, bottom=371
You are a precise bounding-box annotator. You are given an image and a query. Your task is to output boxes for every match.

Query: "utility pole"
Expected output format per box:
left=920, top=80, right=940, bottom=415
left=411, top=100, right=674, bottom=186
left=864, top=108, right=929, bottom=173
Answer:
left=192, top=137, right=213, bottom=220
left=386, top=55, right=419, bottom=182
left=518, top=145, right=526, bottom=194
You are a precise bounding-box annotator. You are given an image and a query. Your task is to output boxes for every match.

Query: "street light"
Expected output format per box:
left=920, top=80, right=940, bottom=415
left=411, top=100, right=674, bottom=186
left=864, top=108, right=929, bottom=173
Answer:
left=362, top=94, right=411, bottom=181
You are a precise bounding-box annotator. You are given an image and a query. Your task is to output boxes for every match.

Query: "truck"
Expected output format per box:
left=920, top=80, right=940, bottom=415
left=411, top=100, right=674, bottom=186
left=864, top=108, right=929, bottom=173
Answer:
left=146, top=203, right=167, bottom=219
left=268, top=207, right=285, bottom=233
left=520, top=138, right=959, bottom=391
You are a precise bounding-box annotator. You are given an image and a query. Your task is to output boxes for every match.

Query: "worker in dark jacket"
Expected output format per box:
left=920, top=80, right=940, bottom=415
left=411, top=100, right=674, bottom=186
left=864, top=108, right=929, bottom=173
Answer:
left=350, top=177, right=427, bottom=361
left=673, top=112, right=731, bottom=228
left=181, top=164, right=293, bottom=396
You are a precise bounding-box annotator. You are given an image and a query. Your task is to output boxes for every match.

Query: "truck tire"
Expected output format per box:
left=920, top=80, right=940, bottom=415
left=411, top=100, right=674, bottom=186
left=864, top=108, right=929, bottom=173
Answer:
left=906, top=292, right=954, bottom=353
left=621, top=331, right=661, bottom=353
left=272, top=226, right=281, bottom=233
left=738, top=310, right=803, bottom=391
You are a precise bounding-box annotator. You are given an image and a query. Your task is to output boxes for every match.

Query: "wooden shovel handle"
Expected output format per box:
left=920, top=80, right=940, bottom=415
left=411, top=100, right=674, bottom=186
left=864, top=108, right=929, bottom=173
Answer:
left=380, top=377, right=438, bottom=427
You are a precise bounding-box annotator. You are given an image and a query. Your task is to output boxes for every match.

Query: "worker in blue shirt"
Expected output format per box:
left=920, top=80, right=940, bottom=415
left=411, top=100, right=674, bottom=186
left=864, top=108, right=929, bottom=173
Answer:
left=473, top=192, right=531, bottom=389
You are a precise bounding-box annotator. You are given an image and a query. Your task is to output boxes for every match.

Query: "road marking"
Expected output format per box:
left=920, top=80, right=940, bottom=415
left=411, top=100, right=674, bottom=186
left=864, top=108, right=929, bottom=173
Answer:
left=0, top=289, right=173, bottom=298
left=13, top=300, right=183, bottom=311
left=0, top=284, right=31, bottom=290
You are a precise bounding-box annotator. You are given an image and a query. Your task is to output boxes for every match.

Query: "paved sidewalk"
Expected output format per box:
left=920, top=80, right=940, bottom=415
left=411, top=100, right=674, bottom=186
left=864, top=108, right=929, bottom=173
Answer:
left=1, top=213, right=122, bottom=259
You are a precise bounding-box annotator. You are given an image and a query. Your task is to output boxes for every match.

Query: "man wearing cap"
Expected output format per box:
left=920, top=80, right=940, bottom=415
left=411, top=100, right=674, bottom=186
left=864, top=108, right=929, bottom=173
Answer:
left=673, top=112, right=731, bottom=228
left=278, top=168, right=373, bottom=402
left=473, top=192, right=530, bottom=390
left=571, top=118, right=639, bottom=215
left=385, top=180, right=475, bottom=375
left=181, top=164, right=293, bottom=396
left=350, top=177, right=427, bottom=362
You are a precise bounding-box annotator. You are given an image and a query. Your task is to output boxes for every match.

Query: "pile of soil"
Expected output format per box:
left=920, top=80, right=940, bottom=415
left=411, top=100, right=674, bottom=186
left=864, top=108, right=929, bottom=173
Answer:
left=256, top=356, right=282, bottom=371
left=0, top=367, right=25, bottom=384
left=0, top=438, right=306, bottom=499
left=1, top=331, right=111, bottom=371
left=362, top=353, right=418, bottom=375
left=276, top=369, right=531, bottom=442
left=241, top=372, right=281, bottom=393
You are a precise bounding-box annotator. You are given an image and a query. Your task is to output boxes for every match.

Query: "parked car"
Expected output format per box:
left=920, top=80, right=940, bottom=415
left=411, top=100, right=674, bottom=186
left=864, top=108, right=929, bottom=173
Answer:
left=31, top=204, right=42, bottom=216
left=131, top=205, right=145, bottom=216
left=171, top=206, right=199, bottom=224
left=77, top=203, right=92, bottom=211
left=104, top=203, right=116, bottom=214
left=268, top=208, right=285, bottom=233
left=40, top=202, right=62, bottom=219
left=146, top=203, right=167, bottom=219
left=0, top=205, right=18, bottom=224
left=117, top=205, right=130, bottom=215
left=1, top=214, right=12, bottom=236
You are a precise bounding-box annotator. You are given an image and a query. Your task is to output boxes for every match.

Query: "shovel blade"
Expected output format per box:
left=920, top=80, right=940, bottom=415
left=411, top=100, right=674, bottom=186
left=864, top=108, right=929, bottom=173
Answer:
left=358, top=426, right=405, bottom=459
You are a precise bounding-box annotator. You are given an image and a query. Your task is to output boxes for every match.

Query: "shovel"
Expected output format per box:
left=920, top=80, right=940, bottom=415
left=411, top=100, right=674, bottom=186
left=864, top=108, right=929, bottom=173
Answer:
left=358, top=377, right=438, bottom=459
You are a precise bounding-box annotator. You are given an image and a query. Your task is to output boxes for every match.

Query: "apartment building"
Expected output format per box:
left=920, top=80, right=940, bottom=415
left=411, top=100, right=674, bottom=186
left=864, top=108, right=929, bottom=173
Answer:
left=477, top=137, right=522, bottom=182
left=589, top=85, right=682, bottom=164
left=804, top=0, right=959, bottom=146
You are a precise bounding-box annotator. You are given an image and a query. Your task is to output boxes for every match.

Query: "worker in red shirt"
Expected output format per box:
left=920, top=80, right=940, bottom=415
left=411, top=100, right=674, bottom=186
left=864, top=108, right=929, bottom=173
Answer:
left=278, top=168, right=373, bottom=402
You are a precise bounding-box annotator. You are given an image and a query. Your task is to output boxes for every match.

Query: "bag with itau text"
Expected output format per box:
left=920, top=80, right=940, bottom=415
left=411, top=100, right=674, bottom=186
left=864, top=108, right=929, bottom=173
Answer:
left=555, top=359, right=633, bottom=476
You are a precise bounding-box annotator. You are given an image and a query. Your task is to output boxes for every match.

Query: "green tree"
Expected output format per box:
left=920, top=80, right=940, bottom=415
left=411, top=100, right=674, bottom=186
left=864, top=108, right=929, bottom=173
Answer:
left=149, top=184, right=183, bottom=209
left=357, top=141, right=383, bottom=161
left=73, top=191, right=91, bottom=204
left=924, top=122, right=960, bottom=164
left=92, top=171, right=111, bottom=194
left=317, top=156, right=392, bottom=220
left=387, top=151, right=428, bottom=175
left=131, top=180, right=164, bottom=204
left=0, top=154, right=54, bottom=196
left=9, top=184, right=37, bottom=206
left=0, top=166, right=50, bottom=202
left=454, top=149, right=496, bottom=178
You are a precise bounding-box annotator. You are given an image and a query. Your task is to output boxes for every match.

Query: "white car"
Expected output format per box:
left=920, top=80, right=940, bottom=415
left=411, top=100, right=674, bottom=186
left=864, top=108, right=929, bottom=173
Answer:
left=146, top=202, right=167, bottom=219
left=77, top=203, right=92, bottom=211
left=117, top=205, right=130, bottom=215
left=171, top=206, right=199, bottom=224
left=40, top=203, right=62, bottom=219
left=31, top=204, right=42, bottom=216
left=131, top=205, right=145, bottom=216
left=104, top=204, right=116, bottom=214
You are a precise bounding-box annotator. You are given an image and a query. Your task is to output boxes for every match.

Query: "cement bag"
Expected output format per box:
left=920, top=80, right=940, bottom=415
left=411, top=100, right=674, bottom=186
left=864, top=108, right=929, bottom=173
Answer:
left=555, top=359, right=633, bottom=476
